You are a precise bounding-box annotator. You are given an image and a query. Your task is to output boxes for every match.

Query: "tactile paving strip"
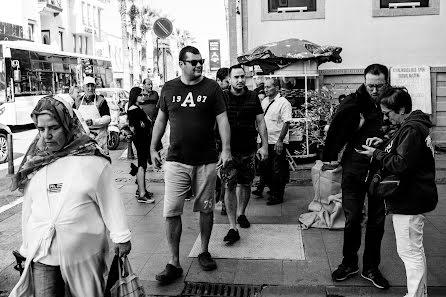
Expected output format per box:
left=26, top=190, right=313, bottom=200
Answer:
left=188, top=224, right=305, bottom=260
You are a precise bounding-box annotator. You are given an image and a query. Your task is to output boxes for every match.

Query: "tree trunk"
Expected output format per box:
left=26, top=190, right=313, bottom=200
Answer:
left=119, top=0, right=131, bottom=90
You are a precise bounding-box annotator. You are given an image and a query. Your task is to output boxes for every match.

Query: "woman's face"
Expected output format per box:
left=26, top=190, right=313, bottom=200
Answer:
left=380, top=104, right=404, bottom=125
left=37, top=114, right=68, bottom=152
left=136, top=92, right=146, bottom=105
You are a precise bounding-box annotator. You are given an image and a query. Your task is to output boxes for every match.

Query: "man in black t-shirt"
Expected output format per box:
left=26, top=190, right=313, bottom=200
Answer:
left=220, top=65, right=268, bottom=243
left=150, top=46, right=232, bottom=284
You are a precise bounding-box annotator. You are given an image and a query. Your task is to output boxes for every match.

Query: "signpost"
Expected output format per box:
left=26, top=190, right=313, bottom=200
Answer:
left=153, top=18, right=173, bottom=84
left=208, top=39, right=221, bottom=71
left=390, top=66, right=432, bottom=114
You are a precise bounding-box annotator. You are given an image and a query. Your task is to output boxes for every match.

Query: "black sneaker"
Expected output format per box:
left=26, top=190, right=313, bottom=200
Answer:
left=332, top=264, right=359, bottom=281
left=155, top=264, right=183, bottom=284
left=237, top=215, right=250, bottom=228
left=221, top=203, right=227, bottom=216
left=252, top=189, right=263, bottom=196
left=266, top=197, right=283, bottom=205
left=361, top=269, right=390, bottom=289
left=198, top=252, right=217, bottom=271
left=223, top=229, right=240, bottom=243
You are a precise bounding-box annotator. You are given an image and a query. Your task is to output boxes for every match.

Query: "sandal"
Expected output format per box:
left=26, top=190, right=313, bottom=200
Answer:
left=155, top=264, right=183, bottom=284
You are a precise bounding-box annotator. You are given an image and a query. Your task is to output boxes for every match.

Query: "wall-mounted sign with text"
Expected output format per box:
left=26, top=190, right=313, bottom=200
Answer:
left=208, top=39, right=221, bottom=71
left=390, top=66, right=432, bottom=114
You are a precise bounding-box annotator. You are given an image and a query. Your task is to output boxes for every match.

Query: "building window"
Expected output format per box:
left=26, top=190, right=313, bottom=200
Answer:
left=87, top=4, right=91, bottom=26
left=42, top=30, right=50, bottom=45
left=28, top=23, right=34, bottom=41
left=373, top=0, right=439, bottom=16
left=79, top=35, right=83, bottom=54
left=268, top=0, right=316, bottom=13
left=93, top=6, right=97, bottom=28
left=82, top=2, right=86, bottom=25
left=73, top=34, right=76, bottom=52
left=380, top=0, right=429, bottom=8
left=85, top=36, right=88, bottom=55
left=59, top=31, right=64, bottom=51
left=262, top=0, right=325, bottom=21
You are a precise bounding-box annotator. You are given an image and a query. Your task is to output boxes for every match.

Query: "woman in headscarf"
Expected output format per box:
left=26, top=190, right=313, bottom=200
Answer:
left=358, top=87, right=438, bottom=297
left=127, top=87, right=155, bottom=203
left=10, top=95, right=132, bottom=297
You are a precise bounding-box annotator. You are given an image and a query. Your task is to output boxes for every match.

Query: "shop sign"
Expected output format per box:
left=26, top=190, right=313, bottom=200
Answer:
left=208, top=39, right=221, bottom=71
left=390, top=66, right=432, bottom=114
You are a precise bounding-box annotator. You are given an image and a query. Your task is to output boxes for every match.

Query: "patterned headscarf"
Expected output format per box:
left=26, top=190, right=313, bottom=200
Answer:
left=11, top=95, right=110, bottom=191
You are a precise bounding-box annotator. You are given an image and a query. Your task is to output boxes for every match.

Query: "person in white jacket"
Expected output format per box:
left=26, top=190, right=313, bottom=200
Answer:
left=10, top=95, right=131, bottom=297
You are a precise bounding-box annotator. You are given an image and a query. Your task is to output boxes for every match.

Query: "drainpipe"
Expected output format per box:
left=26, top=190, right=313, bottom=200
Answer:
left=236, top=0, right=243, bottom=56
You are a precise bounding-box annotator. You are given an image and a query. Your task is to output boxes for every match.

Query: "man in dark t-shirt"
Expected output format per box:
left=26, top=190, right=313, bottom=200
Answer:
left=150, top=46, right=232, bottom=284
left=220, top=65, right=268, bottom=243
left=140, top=78, right=160, bottom=122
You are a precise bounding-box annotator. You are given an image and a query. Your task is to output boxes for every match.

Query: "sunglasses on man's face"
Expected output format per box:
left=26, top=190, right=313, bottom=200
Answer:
left=183, top=59, right=205, bottom=66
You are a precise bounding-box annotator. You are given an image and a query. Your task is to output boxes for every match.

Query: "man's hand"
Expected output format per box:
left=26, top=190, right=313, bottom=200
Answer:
left=257, top=146, right=268, bottom=161
left=321, top=162, right=339, bottom=171
left=114, top=241, right=131, bottom=257
left=275, top=140, right=284, bottom=155
left=151, top=149, right=162, bottom=169
left=355, top=145, right=376, bottom=158
left=85, top=119, right=93, bottom=126
left=365, top=137, right=383, bottom=148
left=217, top=149, right=232, bottom=169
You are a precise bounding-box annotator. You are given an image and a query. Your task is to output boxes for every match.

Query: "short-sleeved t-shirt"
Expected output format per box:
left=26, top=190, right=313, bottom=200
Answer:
left=225, top=88, right=263, bottom=153
left=158, top=77, right=227, bottom=165
left=140, top=91, right=159, bottom=122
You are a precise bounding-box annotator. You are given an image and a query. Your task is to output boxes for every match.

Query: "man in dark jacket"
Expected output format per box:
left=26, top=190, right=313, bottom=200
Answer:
left=323, top=64, right=390, bottom=289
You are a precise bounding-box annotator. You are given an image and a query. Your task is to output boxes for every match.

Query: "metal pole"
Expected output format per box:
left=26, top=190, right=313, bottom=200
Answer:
left=7, top=133, right=14, bottom=174
left=162, top=47, right=167, bottom=84
left=304, top=62, right=309, bottom=156
left=156, top=38, right=160, bottom=80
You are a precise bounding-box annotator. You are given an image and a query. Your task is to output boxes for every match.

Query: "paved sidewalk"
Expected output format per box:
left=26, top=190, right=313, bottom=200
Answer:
left=109, top=150, right=446, bottom=297
left=0, top=148, right=445, bottom=296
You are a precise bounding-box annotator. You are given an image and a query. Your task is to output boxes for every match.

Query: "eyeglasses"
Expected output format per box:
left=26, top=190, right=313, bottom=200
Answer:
left=382, top=110, right=392, bottom=117
left=366, top=83, right=386, bottom=90
left=183, top=59, right=205, bottom=66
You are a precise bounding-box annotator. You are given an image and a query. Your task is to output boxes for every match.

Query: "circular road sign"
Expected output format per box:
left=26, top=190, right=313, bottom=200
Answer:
left=153, top=18, right=173, bottom=39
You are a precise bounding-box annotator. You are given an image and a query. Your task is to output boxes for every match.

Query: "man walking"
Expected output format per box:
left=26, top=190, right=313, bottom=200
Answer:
left=140, top=78, right=160, bottom=123
left=261, top=78, right=292, bottom=205
left=150, top=46, right=232, bottom=284
left=323, top=64, right=390, bottom=289
left=220, top=65, right=268, bottom=243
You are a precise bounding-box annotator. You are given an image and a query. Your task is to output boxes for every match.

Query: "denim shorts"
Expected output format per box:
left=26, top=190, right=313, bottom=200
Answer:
left=163, top=161, right=217, bottom=217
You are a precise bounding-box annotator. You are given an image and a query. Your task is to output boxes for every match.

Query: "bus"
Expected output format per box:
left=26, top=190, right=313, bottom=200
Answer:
left=0, top=41, right=113, bottom=125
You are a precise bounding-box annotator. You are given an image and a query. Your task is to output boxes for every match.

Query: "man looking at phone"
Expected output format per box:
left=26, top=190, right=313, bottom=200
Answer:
left=220, top=65, right=268, bottom=243
left=322, top=64, right=390, bottom=289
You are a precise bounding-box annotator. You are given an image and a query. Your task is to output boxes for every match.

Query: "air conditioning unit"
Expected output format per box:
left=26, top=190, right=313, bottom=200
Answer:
left=389, top=1, right=421, bottom=8
left=277, top=6, right=308, bottom=13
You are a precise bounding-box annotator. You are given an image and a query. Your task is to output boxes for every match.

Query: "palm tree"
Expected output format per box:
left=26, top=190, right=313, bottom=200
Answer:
left=119, top=0, right=131, bottom=89
left=128, top=1, right=140, bottom=84
left=139, top=6, right=160, bottom=77
left=174, top=28, right=195, bottom=51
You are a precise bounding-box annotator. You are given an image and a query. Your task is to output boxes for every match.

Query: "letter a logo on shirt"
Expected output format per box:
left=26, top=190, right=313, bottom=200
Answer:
left=181, top=92, right=196, bottom=107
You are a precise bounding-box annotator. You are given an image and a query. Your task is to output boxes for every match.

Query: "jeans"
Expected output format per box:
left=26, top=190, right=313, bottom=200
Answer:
left=393, top=214, right=428, bottom=297
left=32, top=262, right=68, bottom=297
left=341, top=158, right=385, bottom=272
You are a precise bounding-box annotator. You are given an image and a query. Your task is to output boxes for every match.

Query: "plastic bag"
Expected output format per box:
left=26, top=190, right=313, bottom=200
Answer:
left=110, top=256, right=146, bottom=297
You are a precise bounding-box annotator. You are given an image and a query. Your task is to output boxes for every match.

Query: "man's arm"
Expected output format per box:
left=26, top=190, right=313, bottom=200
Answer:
left=255, top=114, right=269, bottom=160
left=275, top=122, right=290, bottom=155
left=216, top=111, right=232, bottom=167
left=150, top=110, right=168, bottom=168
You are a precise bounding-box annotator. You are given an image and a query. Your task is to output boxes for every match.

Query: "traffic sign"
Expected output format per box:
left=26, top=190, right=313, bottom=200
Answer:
left=153, top=18, right=173, bottom=39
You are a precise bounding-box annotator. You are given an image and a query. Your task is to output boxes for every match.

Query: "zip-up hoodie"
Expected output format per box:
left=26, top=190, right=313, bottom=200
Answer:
left=372, top=110, right=438, bottom=215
